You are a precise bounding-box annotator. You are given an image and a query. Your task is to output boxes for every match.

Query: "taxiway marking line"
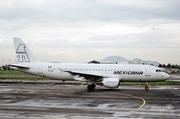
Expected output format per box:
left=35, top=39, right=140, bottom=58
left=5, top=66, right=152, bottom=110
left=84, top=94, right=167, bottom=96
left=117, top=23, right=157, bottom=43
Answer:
left=49, top=82, right=55, bottom=85
left=78, top=83, right=146, bottom=112
left=113, top=92, right=146, bottom=113
left=79, top=82, right=86, bottom=86
left=50, top=117, right=67, bottom=119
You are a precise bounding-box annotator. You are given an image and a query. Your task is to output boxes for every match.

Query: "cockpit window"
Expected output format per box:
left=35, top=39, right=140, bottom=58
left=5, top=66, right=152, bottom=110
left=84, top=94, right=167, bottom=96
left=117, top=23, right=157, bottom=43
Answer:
left=156, top=69, right=164, bottom=72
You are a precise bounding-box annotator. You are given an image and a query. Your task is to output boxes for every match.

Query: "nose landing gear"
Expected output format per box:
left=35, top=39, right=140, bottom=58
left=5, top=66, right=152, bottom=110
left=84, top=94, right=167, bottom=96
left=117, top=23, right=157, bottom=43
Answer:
left=145, top=82, right=149, bottom=91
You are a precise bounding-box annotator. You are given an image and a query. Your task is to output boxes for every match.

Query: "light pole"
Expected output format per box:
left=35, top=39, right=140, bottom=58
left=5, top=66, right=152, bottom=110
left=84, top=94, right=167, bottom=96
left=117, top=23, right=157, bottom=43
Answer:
left=2, top=59, right=4, bottom=66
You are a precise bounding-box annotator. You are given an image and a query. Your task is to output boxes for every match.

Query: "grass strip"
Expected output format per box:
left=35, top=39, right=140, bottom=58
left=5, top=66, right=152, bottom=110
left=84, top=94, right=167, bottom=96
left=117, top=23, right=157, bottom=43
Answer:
left=0, top=70, right=180, bottom=85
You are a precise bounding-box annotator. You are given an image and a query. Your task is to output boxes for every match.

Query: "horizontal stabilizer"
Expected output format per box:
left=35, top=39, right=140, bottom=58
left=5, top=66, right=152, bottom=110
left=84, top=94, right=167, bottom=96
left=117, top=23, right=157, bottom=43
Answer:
left=9, top=64, right=29, bottom=69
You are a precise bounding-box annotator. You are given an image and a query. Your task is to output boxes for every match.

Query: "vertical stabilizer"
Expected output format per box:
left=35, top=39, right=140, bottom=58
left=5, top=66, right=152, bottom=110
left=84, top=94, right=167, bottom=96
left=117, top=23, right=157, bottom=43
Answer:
left=13, top=38, right=40, bottom=63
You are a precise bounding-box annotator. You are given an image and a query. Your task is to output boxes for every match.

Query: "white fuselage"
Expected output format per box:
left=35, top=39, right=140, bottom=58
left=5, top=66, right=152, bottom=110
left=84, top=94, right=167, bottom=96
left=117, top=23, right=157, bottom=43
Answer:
left=18, top=62, right=170, bottom=82
left=11, top=38, right=171, bottom=90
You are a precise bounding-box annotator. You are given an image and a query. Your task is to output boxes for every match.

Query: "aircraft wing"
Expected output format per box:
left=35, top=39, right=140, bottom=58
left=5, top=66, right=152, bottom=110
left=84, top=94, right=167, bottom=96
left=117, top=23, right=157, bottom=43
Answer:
left=65, top=71, right=107, bottom=82
left=9, top=64, right=29, bottom=69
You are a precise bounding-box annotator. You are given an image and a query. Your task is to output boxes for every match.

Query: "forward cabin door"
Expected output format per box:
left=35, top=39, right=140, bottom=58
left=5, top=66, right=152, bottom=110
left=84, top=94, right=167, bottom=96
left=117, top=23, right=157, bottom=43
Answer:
left=145, top=65, right=150, bottom=76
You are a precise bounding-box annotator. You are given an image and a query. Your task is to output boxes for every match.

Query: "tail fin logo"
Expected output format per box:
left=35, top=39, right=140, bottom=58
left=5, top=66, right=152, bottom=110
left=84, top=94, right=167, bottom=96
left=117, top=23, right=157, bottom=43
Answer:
left=16, top=44, right=30, bottom=62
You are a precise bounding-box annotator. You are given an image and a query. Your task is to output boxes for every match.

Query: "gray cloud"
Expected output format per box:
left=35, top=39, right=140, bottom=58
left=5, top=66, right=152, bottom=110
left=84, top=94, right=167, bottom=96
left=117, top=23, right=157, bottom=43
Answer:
left=0, top=0, right=180, bottom=64
left=1, top=0, right=180, bottom=23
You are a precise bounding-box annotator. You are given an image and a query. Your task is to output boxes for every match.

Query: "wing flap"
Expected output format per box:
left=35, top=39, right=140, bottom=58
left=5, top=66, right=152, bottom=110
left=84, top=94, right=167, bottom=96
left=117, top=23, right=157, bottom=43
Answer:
left=65, top=71, right=106, bottom=82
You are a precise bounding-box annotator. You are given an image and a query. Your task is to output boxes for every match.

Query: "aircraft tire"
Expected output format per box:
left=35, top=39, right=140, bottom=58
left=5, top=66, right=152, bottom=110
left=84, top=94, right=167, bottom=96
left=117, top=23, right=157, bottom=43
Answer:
left=87, top=84, right=96, bottom=91
left=145, top=87, right=149, bottom=91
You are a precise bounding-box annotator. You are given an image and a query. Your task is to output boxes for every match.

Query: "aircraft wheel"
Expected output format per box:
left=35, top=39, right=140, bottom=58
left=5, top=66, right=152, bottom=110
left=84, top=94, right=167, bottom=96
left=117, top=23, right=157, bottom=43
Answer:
left=145, top=86, right=149, bottom=91
left=87, top=83, right=96, bottom=91
left=91, top=83, right=96, bottom=89
left=144, top=82, right=149, bottom=91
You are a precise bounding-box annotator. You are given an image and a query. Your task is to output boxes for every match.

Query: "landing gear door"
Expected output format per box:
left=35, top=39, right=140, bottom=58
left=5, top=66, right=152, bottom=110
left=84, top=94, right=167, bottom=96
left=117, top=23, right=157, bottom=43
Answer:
left=145, top=65, right=150, bottom=76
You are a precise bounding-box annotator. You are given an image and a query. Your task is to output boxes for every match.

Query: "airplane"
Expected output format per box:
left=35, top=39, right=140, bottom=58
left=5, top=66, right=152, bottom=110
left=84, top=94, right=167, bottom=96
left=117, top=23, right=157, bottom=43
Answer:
left=10, top=38, right=170, bottom=91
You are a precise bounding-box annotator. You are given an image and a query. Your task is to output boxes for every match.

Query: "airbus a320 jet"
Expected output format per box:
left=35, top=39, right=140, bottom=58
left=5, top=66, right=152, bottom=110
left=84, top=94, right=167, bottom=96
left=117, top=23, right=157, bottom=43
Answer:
left=10, top=38, right=170, bottom=91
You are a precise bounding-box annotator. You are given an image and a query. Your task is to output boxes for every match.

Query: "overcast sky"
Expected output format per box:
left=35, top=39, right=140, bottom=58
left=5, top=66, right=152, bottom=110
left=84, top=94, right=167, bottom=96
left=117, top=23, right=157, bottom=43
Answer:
left=0, top=0, right=180, bottom=65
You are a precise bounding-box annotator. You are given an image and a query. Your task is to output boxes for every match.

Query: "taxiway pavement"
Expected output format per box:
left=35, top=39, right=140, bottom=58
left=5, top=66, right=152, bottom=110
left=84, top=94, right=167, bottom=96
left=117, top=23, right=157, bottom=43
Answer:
left=0, top=80, right=179, bottom=119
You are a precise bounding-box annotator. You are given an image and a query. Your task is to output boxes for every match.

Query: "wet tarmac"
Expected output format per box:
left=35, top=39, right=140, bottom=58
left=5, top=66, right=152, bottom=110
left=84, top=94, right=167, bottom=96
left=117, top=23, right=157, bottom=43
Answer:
left=0, top=81, right=180, bottom=119
left=169, top=74, right=180, bottom=82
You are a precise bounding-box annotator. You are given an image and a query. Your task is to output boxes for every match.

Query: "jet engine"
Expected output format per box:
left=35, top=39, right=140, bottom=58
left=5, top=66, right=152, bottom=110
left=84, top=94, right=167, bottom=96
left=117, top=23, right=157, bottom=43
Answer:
left=102, top=78, right=120, bottom=88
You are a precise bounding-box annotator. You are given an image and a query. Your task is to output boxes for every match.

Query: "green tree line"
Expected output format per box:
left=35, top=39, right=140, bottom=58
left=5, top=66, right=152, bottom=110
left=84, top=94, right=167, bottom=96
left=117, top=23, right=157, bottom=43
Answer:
left=159, top=63, right=180, bottom=69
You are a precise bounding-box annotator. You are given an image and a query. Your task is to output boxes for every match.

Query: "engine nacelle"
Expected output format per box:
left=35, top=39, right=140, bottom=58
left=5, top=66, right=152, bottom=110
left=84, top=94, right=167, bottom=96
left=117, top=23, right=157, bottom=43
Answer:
left=74, top=77, right=86, bottom=82
left=102, top=78, right=120, bottom=88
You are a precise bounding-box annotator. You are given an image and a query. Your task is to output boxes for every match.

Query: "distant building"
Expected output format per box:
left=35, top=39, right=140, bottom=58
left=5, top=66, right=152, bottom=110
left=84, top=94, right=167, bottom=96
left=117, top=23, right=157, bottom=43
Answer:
left=117, top=61, right=140, bottom=64
left=137, top=62, right=159, bottom=67
left=88, top=60, right=114, bottom=64
left=88, top=59, right=159, bottom=67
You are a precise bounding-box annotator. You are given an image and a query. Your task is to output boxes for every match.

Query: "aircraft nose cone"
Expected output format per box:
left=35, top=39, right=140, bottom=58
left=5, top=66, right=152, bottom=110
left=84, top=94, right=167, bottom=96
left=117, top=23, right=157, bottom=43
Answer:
left=164, top=73, right=170, bottom=79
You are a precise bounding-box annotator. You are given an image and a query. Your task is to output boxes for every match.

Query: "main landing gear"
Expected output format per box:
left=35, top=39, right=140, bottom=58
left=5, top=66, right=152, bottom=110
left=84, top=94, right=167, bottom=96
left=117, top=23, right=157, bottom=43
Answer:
left=145, top=82, right=149, bottom=91
left=87, top=83, right=96, bottom=91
